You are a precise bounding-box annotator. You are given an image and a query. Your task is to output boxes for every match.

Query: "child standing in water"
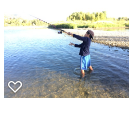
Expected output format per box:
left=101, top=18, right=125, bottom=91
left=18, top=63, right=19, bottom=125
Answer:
left=67, top=30, right=94, bottom=77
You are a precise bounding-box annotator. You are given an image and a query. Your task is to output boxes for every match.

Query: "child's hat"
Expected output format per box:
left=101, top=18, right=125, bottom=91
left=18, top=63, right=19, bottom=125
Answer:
left=87, top=30, right=94, bottom=39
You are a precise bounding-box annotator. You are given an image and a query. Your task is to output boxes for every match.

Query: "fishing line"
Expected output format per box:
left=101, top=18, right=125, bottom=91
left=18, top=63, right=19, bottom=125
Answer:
left=29, top=14, right=66, bottom=34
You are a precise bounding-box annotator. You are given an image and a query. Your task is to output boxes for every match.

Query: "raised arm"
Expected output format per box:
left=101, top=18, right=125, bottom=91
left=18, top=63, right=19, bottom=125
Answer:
left=73, top=34, right=88, bottom=42
left=67, top=32, right=88, bottom=42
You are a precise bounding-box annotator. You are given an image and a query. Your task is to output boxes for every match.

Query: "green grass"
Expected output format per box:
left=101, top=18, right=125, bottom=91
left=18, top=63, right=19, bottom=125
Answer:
left=49, top=20, right=129, bottom=29
left=49, top=23, right=77, bottom=29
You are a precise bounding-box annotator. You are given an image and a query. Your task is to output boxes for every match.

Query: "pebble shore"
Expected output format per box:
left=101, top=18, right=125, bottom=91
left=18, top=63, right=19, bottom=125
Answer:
left=62, top=29, right=129, bottom=49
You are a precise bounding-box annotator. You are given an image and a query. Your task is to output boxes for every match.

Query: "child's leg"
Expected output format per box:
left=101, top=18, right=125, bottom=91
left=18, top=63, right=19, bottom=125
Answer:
left=86, top=55, right=93, bottom=71
left=89, top=65, right=93, bottom=71
left=81, top=69, right=85, bottom=76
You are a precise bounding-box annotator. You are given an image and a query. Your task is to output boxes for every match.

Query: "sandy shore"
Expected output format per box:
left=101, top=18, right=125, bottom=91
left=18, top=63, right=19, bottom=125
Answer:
left=62, top=29, right=129, bottom=49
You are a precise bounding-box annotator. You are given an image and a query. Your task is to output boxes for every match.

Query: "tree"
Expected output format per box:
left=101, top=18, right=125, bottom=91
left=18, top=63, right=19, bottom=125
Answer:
left=73, top=17, right=75, bottom=21
left=91, top=14, right=95, bottom=21
left=67, top=17, right=70, bottom=21
left=66, top=11, right=108, bottom=22
left=82, top=13, right=85, bottom=20
left=79, top=14, right=82, bottom=20
left=85, top=13, right=89, bottom=20
left=95, top=12, right=99, bottom=21
left=32, top=20, right=36, bottom=25
left=102, top=11, right=107, bottom=19
left=99, top=12, right=105, bottom=20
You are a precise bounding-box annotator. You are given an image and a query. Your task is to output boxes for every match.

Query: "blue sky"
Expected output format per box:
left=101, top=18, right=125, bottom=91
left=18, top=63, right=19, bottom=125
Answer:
left=4, top=0, right=130, bottom=22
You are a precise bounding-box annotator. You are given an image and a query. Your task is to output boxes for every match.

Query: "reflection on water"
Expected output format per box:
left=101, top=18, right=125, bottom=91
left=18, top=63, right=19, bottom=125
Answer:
left=4, top=28, right=129, bottom=98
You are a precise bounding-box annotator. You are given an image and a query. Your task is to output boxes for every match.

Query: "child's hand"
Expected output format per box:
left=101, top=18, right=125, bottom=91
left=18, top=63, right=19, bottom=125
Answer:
left=67, top=32, right=73, bottom=36
left=69, top=43, right=75, bottom=46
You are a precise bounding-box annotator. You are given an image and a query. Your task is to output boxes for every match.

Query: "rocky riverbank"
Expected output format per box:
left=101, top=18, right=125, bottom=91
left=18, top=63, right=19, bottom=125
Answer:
left=62, top=29, right=129, bottom=49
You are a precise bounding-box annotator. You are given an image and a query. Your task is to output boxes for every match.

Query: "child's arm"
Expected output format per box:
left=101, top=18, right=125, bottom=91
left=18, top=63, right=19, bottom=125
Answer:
left=69, top=43, right=82, bottom=48
left=75, top=43, right=82, bottom=48
left=67, top=32, right=88, bottom=42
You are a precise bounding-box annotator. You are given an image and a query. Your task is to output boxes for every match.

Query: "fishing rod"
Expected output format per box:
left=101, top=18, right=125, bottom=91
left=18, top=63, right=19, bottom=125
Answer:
left=29, top=15, right=66, bottom=34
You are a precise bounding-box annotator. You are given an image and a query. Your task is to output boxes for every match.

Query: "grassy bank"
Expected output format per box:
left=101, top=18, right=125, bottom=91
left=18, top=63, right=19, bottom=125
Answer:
left=49, top=23, right=77, bottom=29
left=49, top=20, right=129, bottom=29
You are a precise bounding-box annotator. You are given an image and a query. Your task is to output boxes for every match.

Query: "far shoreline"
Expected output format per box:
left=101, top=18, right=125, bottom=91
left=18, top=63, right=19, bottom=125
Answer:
left=4, top=25, right=129, bottom=30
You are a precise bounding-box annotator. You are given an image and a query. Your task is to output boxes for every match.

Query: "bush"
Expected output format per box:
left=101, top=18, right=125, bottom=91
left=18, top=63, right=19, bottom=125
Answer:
left=69, top=23, right=77, bottom=29
left=48, top=20, right=129, bottom=29
left=125, top=22, right=129, bottom=27
left=49, top=23, right=77, bottom=29
left=77, top=24, right=89, bottom=28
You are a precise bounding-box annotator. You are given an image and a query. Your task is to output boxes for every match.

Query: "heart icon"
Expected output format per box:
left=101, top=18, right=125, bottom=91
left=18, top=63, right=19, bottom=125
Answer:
left=8, top=81, right=22, bottom=93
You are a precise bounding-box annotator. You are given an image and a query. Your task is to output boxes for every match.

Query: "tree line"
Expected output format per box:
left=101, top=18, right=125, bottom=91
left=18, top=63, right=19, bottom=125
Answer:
left=67, top=11, right=107, bottom=21
left=67, top=11, right=129, bottom=21
left=4, top=17, right=48, bottom=26
left=4, top=12, right=129, bottom=27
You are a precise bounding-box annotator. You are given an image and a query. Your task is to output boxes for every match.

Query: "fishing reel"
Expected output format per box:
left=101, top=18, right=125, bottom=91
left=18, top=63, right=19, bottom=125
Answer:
left=58, top=30, right=67, bottom=37
left=58, top=30, right=65, bottom=34
left=58, top=31, right=62, bottom=34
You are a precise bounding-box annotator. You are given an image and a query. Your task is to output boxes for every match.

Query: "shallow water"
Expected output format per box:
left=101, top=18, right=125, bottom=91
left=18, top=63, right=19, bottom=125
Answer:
left=4, top=28, right=129, bottom=98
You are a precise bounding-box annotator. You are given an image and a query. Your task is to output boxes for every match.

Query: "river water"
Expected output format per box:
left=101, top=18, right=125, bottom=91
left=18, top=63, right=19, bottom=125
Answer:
left=4, top=28, right=129, bottom=98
